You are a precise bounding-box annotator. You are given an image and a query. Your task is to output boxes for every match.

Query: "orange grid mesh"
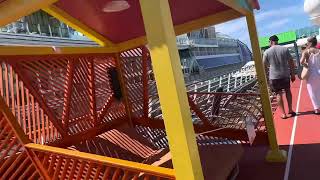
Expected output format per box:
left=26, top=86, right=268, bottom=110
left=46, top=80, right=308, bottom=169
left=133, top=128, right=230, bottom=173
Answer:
left=0, top=62, right=61, bottom=143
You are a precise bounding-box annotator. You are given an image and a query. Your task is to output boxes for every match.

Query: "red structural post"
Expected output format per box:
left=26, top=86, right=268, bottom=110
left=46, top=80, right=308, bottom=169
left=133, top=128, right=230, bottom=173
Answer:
left=61, top=60, right=75, bottom=131
left=142, top=46, right=149, bottom=118
left=114, top=53, right=133, bottom=127
left=87, top=59, right=97, bottom=126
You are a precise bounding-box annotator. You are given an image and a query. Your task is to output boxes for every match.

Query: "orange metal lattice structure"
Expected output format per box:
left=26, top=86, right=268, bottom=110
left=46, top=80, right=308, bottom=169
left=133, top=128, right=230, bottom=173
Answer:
left=0, top=46, right=268, bottom=179
left=0, top=0, right=288, bottom=178
left=0, top=47, right=177, bottom=179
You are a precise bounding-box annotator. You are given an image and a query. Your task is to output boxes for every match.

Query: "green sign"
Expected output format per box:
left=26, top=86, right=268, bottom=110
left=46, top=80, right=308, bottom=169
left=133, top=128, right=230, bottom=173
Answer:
left=259, top=31, right=297, bottom=48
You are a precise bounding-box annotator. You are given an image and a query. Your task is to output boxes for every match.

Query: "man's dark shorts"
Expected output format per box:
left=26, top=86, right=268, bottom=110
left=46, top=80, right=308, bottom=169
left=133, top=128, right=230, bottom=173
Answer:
left=269, top=78, right=290, bottom=92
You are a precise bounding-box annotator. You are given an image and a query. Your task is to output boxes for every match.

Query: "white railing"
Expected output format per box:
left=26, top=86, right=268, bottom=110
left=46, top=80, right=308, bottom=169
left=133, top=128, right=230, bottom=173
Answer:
left=0, top=32, right=98, bottom=47
left=151, top=66, right=257, bottom=119
left=1, top=22, right=87, bottom=40
left=187, top=66, right=256, bottom=93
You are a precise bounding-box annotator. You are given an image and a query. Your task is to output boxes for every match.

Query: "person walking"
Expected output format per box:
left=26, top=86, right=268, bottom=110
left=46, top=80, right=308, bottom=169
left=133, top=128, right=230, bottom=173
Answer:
left=263, top=35, right=296, bottom=119
left=300, top=36, right=320, bottom=114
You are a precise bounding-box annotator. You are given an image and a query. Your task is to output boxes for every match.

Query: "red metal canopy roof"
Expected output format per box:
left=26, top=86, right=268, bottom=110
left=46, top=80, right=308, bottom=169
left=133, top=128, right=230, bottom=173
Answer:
left=53, top=0, right=259, bottom=44
left=0, top=0, right=260, bottom=47
left=55, top=0, right=229, bottom=43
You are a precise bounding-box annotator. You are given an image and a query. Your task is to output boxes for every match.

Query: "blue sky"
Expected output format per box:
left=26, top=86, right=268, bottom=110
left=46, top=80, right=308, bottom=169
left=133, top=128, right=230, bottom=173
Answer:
left=215, top=0, right=313, bottom=48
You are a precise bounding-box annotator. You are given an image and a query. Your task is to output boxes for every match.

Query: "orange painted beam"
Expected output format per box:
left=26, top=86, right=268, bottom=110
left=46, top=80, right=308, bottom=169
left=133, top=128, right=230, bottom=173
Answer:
left=25, top=143, right=175, bottom=179
left=114, top=54, right=133, bottom=127
left=142, top=46, right=149, bottom=118
left=61, top=60, right=75, bottom=131
left=88, top=59, right=98, bottom=125
left=97, top=96, right=114, bottom=122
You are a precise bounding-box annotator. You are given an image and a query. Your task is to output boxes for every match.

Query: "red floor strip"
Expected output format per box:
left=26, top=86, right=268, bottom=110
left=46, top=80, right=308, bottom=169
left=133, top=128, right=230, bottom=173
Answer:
left=294, top=80, right=320, bottom=144
left=238, top=78, right=320, bottom=180
left=275, top=78, right=320, bottom=145
left=273, top=79, right=301, bottom=145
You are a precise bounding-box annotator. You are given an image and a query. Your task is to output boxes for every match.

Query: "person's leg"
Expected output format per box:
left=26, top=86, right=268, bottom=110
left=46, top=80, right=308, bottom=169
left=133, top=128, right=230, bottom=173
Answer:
left=285, top=88, right=295, bottom=114
left=276, top=91, right=287, bottom=118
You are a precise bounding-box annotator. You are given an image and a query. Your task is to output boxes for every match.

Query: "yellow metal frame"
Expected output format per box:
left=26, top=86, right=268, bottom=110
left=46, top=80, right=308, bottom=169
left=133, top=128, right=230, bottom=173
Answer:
left=175, top=9, right=242, bottom=36
left=246, top=12, right=287, bottom=162
left=117, top=37, right=147, bottom=52
left=0, top=46, right=117, bottom=55
left=140, top=0, right=204, bottom=179
left=0, top=0, right=286, bottom=177
left=25, top=143, right=175, bottom=178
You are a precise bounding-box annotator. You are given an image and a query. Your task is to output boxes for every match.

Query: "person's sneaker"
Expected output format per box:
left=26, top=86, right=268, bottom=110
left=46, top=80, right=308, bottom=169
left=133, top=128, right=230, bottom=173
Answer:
left=288, top=112, right=296, bottom=117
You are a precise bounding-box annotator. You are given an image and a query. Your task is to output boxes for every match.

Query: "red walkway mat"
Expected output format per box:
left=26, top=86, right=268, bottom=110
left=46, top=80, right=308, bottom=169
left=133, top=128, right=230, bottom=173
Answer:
left=238, top=78, right=320, bottom=180
left=274, top=79, right=301, bottom=145
left=274, top=78, right=320, bottom=145
left=294, top=80, right=320, bottom=144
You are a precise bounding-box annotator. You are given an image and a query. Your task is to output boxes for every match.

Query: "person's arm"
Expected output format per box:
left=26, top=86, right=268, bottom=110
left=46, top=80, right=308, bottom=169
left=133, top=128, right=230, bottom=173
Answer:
left=262, top=52, right=269, bottom=77
left=286, top=49, right=296, bottom=82
left=300, top=50, right=309, bottom=66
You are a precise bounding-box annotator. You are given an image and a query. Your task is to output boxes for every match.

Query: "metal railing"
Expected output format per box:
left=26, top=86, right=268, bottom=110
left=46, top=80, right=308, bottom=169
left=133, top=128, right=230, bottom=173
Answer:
left=1, top=22, right=77, bottom=39
left=25, top=143, right=175, bottom=180
left=187, top=66, right=256, bottom=93
left=177, top=37, right=239, bottom=47
left=0, top=63, right=61, bottom=144
left=150, top=66, right=257, bottom=119
left=0, top=32, right=98, bottom=47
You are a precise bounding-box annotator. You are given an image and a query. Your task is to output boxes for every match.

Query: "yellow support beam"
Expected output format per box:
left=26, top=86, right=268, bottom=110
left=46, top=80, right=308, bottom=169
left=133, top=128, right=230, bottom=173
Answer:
left=175, top=9, right=242, bottom=36
left=0, top=46, right=117, bottom=56
left=216, top=0, right=250, bottom=15
left=0, top=0, right=58, bottom=27
left=139, top=0, right=204, bottom=179
left=246, top=12, right=287, bottom=162
left=117, top=36, right=147, bottom=52
left=43, top=5, right=114, bottom=47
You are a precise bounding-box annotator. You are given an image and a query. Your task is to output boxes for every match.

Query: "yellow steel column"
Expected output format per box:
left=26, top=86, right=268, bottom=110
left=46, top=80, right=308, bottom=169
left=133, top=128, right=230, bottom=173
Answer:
left=139, top=0, right=204, bottom=179
left=246, top=12, right=287, bottom=162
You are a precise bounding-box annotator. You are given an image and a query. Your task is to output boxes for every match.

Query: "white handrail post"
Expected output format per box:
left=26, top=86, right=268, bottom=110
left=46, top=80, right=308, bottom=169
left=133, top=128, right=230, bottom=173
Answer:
left=227, top=74, right=231, bottom=92
left=208, top=80, right=211, bottom=92
left=193, top=84, right=197, bottom=101
left=48, top=24, right=53, bottom=37
left=37, top=24, right=41, bottom=35
left=26, top=23, right=30, bottom=34
left=219, top=76, right=222, bottom=87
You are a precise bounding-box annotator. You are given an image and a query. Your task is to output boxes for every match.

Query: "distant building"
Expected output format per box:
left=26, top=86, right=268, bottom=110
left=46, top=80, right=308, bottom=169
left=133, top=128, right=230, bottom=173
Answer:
left=0, top=10, right=81, bottom=39
left=177, top=26, right=252, bottom=81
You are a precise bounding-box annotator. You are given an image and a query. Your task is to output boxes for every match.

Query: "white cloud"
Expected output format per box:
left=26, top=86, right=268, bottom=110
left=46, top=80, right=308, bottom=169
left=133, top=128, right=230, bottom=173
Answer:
left=255, top=5, right=304, bottom=22
left=261, top=18, right=291, bottom=30
left=215, top=17, right=247, bottom=38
